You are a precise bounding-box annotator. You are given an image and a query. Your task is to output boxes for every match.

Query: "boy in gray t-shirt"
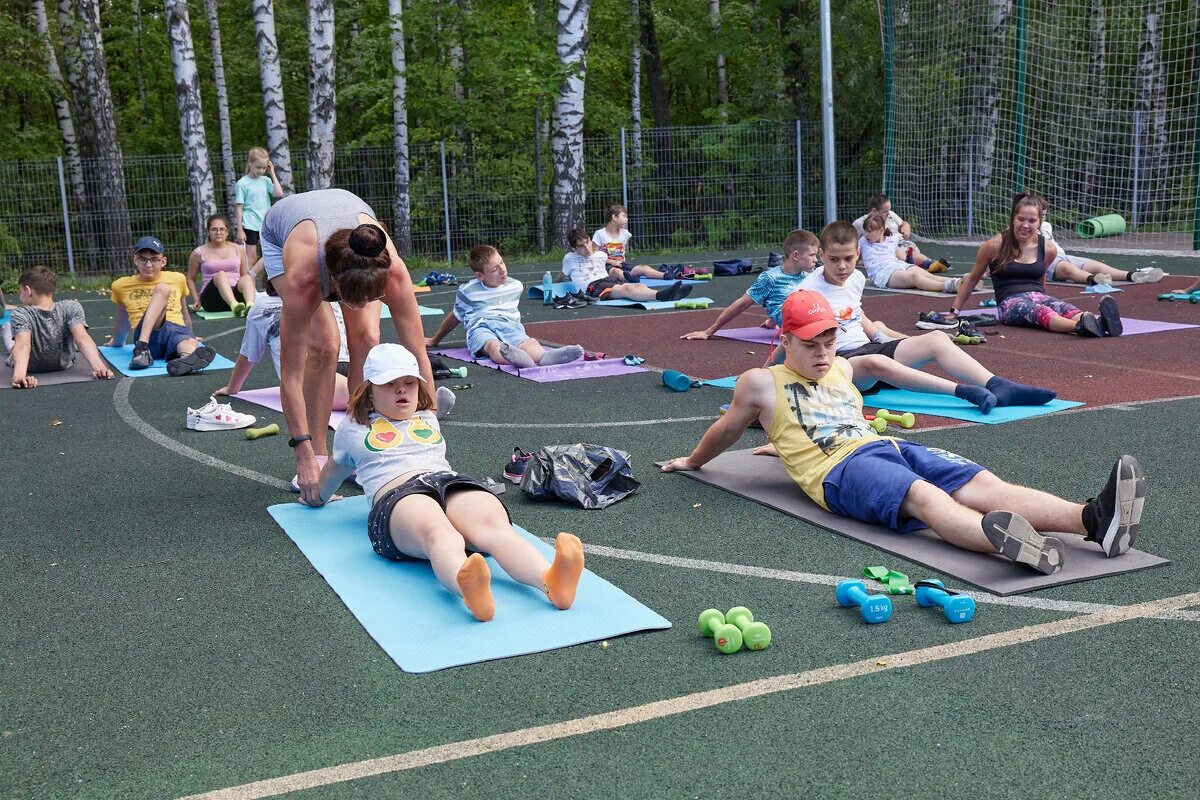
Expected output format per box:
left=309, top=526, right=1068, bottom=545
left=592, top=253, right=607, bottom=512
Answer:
left=7, top=266, right=112, bottom=388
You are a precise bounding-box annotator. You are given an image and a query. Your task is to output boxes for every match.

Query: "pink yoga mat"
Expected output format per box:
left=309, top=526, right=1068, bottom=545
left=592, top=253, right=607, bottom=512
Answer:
left=432, top=347, right=647, bottom=383
left=965, top=309, right=1198, bottom=337
left=233, top=386, right=347, bottom=429
left=715, top=326, right=781, bottom=345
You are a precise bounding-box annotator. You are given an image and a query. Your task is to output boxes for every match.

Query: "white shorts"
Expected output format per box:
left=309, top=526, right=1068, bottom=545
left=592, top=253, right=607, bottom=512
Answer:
left=866, top=259, right=908, bottom=290
left=1044, top=252, right=1087, bottom=281
left=261, top=235, right=285, bottom=281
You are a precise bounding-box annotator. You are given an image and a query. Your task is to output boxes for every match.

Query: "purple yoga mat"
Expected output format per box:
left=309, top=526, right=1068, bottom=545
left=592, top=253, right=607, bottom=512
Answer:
left=715, top=326, right=781, bottom=345
left=233, top=386, right=347, bottom=429
left=432, top=347, right=647, bottom=383
left=965, top=309, right=1198, bottom=336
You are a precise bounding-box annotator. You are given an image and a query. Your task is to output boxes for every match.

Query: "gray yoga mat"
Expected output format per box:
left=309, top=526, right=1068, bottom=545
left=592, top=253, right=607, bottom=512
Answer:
left=0, top=355, right=109, bottom=389
left=660, top=448, right=1168, bottom=596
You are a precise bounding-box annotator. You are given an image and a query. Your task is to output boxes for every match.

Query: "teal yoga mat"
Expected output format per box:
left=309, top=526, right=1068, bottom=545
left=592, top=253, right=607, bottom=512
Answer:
left=1077, top=213, right=1126, bottom=239
left=862, top=388, right=1082, bottom=424
left=98, top=344, right=235, bottom=377
left=194, top=309, right=237, bottom=320
left=268, top=497, right=671, bottom=673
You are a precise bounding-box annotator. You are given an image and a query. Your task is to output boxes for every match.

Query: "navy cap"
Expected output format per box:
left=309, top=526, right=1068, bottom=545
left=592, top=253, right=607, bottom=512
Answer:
left=133, top=235, right=164, bottom=254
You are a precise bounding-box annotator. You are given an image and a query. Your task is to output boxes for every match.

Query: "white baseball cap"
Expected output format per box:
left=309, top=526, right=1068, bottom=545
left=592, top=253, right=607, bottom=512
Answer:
left=363, top=343, right=426, bottom=385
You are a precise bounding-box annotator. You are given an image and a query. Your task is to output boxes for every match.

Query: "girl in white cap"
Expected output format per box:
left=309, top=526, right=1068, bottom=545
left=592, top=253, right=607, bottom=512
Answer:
left=305, top=343, right=584, bottom=622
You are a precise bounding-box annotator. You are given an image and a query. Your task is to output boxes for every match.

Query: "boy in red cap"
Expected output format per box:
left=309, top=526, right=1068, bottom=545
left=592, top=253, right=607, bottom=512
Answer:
left=662, top=290, right=1147, bottom=574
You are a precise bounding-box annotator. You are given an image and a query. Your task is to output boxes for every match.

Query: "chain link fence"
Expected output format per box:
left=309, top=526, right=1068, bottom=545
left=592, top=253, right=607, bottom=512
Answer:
left=0, top=121, right=882, bottom=281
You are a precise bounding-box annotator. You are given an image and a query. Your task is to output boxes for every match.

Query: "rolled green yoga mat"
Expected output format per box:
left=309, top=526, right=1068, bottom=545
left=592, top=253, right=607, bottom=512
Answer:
left=1077, top=213, right=1126, bottom=239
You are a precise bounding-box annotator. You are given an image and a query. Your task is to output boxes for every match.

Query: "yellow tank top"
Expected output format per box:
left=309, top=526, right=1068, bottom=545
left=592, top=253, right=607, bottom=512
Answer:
left=767, top=362, right=890, bottom=509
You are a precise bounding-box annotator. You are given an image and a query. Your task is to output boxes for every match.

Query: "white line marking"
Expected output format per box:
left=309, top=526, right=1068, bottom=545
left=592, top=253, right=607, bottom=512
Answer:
left=177, top=590, right=1200, bottom=800
left=444, top=416, right=716, bottom=429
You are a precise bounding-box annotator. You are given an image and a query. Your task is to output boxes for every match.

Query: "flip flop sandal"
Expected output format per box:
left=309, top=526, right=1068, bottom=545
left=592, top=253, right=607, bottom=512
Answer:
left=623, top=355, right=645, bottom=366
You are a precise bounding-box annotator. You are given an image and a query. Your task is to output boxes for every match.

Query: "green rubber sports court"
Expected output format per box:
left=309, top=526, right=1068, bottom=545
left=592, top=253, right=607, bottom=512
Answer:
left=4, top=243, right=1200, bottom=799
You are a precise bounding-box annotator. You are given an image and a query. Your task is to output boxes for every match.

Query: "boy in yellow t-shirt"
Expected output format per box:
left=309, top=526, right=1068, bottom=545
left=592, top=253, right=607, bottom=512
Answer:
left=662, top=287, right=1147, bottom=575
left=108, top=236, right=215, bottom=375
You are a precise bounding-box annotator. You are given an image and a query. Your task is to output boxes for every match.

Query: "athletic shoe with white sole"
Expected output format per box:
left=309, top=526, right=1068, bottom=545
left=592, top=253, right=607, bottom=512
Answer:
left=1082, top=455, right=1147, bottom=557
left=187, top=395, right=257, bottom=431
left=1090, top=274, right=1113, bottom=286
left=916, top=311, right=960, bottom=330
left=167, top=345, right=216, bottom=376
left=981, top=510, right=1066, bottom=575
left=503, top=447, right=534, bottom=483
left=1098, top=295, right=1123, bottom=336
left=1129, top=267, right=1164, bottom=284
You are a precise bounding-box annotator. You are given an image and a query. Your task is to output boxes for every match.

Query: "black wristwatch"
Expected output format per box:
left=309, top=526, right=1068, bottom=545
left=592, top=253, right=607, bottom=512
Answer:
left=288, top=434, right=313, bottom=448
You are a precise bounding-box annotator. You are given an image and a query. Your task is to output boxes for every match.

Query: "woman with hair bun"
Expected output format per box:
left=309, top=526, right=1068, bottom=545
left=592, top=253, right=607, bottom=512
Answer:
left=259, top=187, right=435, bottom=505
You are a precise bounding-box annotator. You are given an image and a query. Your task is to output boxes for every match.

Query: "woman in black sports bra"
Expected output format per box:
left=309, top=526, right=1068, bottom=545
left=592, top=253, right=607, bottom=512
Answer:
left=949, top=192, right=1122, bottom=339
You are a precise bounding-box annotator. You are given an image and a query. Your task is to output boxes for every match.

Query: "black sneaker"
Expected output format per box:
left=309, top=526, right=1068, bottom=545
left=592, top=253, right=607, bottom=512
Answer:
left=571, top=290, right=596, bottom=304
left=553, top=294, right=586, bottom=310
left=1082, top=455, right=1146, bottom=557
left=1098, top=296, right=1123, bottom=337
left=916, top=311, right=960, bottom=330
left=167, top=345, right=216, bottom=376
left=982, top=511, right=1066, bottom=575
left=503, top=447, right=533, bottom=483
left=1074, top=312, right=1104, bottom=338
left=129, top=343, right=154, bottom=370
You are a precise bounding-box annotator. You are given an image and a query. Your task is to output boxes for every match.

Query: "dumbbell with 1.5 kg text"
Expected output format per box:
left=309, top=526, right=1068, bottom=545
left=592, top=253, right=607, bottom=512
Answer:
left=835, top=579, right=893, bottom=624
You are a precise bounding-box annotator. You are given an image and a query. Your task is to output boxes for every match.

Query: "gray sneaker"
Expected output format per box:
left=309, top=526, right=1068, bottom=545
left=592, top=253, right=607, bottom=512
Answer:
left=982, top=511, right=1065, bottom=575
left=1129, top=267, right=1164, bottom=284
left=167, top=345, right=216, bottom=376
left=129, top=344, right=154, bottom=370
left=1083, top=455, right=1147, bottom=557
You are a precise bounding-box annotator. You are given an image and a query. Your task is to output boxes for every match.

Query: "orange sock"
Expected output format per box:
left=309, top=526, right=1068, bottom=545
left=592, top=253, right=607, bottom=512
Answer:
left=541, top=532, right=585, bottom=609
left=456, top=553, right=495, bottom=621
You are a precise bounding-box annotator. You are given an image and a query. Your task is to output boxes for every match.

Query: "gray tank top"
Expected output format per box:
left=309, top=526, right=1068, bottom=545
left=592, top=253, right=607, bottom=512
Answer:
left=260, top=188, right=377, bottom=296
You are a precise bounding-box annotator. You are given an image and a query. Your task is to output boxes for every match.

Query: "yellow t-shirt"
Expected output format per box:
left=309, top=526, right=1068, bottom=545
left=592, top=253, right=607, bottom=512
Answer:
left=111, top=271, right=189, bottom=329
left=767, top=362, right=894, bottom=509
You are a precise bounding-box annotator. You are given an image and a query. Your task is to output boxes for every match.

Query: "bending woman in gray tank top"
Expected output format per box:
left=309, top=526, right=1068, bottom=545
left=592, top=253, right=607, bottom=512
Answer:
left=259, top=188, right=436, bottom=506
left=950, top=191, right=1122, bottom=339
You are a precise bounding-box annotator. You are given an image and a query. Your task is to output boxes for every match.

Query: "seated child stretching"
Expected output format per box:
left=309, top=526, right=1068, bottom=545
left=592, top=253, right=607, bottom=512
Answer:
left=592, top=203, right=699, bottom=281
left=953, top=192, right=1123, bottom=338
left=682, top=228, right=819, bottom=340
left=107, top=236, right=216, bottom=374
left=186, top=213, right=257, bottom=316
left=308, top=343, right=586, bottom=621
left=426, top=244, right=586, bottom=368
left=1039, top=220, right=1163, bottom=286
left=563, top=229, right=692, bottom=304
left=852, top=193, right=947, bottom=272
left=662, top=290, right=1147, bottom=574
left=860, top=213, right=959, bottom=294
left=801, top=221, right=1055, bottom=411
left=6, top=265, right=113, bottom=388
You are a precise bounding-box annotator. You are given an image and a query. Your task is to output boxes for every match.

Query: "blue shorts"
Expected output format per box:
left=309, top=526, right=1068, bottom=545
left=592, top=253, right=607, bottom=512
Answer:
left=134, top=319, right=194, bottom=360
left=823, top=440, right=985, bottom=533
left=466, top=318, right=530, bottom=356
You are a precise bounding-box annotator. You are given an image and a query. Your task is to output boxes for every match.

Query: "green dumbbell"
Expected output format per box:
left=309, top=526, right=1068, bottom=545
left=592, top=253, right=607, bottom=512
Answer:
left=724, top=606, right=772, bottom=651
left=698, top=608, right=743, bottom=653
left=245, top=423, right=280, bottom=440
left=865, top=416, right=887, bottom=433
left=875, top=408, right=915, bottom=429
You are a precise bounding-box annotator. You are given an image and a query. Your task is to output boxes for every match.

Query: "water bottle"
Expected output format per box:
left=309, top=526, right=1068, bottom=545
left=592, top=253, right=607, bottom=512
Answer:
left=543, top=271, right=553, bottom=305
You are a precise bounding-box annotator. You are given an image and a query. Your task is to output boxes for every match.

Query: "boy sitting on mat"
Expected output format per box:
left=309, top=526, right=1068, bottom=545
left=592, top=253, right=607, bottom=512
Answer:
left=305, top=343, right=585, bottom=621
left=6, top=266, right=113, bottom=388
left=106, top=236, right=216, bottom=376
left=425, top=244, right=587, bottom=368
left=662, top=290, right=1147, bottom=574
left=800, top=221, right=1055, bottom=412
left=681, top=228, right=819, bottom=340
left=592, top=203, right=701, bottom=282
left=562, top=229, right=692, bottom=305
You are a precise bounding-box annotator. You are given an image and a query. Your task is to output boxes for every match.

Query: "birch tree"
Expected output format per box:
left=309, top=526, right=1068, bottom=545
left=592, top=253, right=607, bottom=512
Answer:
left=551, top=0, right=591, bottom=245
left=165, top=0, right=217, bottom=242
left=389, top=0, right=412, bottom=254
left=33, top=0, right=85, bottom=208
left=971, top=0, right=1011, bottom=208
left=630, top=0, right=642, bottom=175
left=203, top=0, right=237, bottom=218
left=307, top=0, right=337, bottom=190
left=1080, top=2, right=1107, bottom=209
left=57, top=0, right=131, bottom=270
left=251, top=0, right=294, bottom=193
left=709, top=0, right=728, bottom=123
left=1136, top=0, right=1167, bottom=224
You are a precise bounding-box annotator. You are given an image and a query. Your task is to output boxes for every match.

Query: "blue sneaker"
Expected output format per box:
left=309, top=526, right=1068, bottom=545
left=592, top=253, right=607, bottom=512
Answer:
left=503, top=447, right=533, bottom=483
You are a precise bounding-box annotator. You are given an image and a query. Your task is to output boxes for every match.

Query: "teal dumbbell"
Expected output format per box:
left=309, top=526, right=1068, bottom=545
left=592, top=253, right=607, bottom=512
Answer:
left=914, top=579, right=976, bottom=624
left=835, top=580, right=893, bottom=624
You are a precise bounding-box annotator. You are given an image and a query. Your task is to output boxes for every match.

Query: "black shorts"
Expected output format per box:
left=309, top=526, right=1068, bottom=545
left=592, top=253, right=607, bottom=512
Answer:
left=366, top=471, right=510, bottom=561
left=586, top=277, right=621, bottom=299
left=839, top=340, right=902, bottom=360
left=199, top=279, right=232, bottom=312
left=336, top=361, right=350, bottom=377
left=243, top=228, right=260, bottom=246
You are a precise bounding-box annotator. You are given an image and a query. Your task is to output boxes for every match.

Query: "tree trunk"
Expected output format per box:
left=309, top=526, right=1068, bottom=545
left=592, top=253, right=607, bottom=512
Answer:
left=165, top=0, right=217, bottom=243
left=1136, top=0, right=1167, bottom=225
left=389, top=0, right=412, bottom=255
left=203, top=0, right=237, bottom=219
left=251, top=0, right=295, bottom=193
left=306, top=0, right=337, bottom=190
left=550, top=0, right=591, bottom=246
left=640, top=0, right=669, bottom=128
left=58, top=0, right=131, bottom=271
left=972, top=0, right=1010, bottom=207
left=630, top=0, right=642, bottom=179
left=1080, top=2, right=1107, bottom=210
left=132, top=0, right=147, bottom=106
left=710, top=0, right=728, bottom=123
left=33, top=0, right=85, bottom=209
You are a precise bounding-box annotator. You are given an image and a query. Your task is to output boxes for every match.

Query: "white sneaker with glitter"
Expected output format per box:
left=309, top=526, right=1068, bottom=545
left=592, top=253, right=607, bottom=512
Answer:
left=187, top=396, right=257, bottom=431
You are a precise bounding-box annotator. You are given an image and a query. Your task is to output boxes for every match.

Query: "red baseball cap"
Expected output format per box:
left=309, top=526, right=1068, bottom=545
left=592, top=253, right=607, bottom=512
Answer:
left=780, top=290, right=839, bottom=340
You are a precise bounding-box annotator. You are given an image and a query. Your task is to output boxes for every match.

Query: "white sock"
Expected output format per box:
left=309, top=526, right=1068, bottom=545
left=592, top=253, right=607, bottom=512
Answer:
left=499, top=342, right=537, bottom=369
left=435, top=385, right=456, bottom=419
left=1, top=322, right=11, bottom=352
left=539, top=345, right=584, bottom=366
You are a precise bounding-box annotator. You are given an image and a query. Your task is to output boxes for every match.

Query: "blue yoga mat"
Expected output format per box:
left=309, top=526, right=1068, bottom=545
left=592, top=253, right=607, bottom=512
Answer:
left=98, top=344, right=235, bottom=378
left=384, top=304, right=443, bottom=319
left=596, top=296, right=714, bottom=310
left=268, top=497, right=671, bottom=673
left=701, top=376, right=739, bottom=388
left=862, top=388, right=1082, bottom=424
left=526, top=279, right=704, bottom=301
left=0, top=310, right=10, bottom=326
